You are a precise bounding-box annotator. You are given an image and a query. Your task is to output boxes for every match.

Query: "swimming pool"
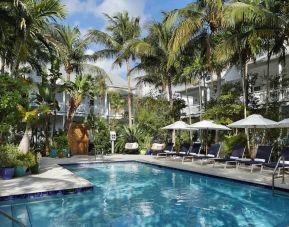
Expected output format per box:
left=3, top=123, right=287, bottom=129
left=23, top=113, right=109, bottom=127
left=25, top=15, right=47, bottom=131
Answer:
left=0, top=162, right=289, bottom=226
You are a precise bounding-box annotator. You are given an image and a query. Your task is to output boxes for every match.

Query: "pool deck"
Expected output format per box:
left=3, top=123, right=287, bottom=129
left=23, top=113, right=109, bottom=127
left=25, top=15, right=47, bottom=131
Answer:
left=1, top=154, right=289, bottom=198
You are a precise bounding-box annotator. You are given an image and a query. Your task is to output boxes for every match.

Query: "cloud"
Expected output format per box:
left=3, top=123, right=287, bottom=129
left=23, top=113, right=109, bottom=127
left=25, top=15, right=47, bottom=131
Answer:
left=63, top=0, right=148, bottom=22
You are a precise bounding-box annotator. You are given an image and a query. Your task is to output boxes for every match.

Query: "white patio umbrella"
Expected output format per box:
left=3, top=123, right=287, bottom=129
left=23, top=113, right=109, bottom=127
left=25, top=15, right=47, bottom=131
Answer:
left=277, top=118, right=289, bottom=128
left=228, top=114, right=277, bottom=152
left=162, top=120, right=190, bottom=130
left=187, top=120, right=230, bottom=154
left=162, top=121, right=193, bottom=145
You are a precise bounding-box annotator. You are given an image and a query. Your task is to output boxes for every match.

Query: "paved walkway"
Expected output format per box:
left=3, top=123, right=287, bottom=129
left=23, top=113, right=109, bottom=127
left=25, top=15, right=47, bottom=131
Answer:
left=0, top=154, right=289, bottom=198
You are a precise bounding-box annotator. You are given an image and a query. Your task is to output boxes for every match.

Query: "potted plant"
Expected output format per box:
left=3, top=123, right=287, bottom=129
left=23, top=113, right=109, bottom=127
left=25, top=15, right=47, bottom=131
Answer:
left=0, top=144, right=18, bottom=180
left=30, top=152, right=42, bottom=174
left=53, top=133, right=68, bottom=158
left=49, top=140, right=57, bottom=158
left=14, top=152, right=36, bottom=177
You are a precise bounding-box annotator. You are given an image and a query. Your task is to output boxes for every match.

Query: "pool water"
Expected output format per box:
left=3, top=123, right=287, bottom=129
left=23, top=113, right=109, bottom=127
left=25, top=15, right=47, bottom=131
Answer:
left=1, top=162, right=289, bottom=226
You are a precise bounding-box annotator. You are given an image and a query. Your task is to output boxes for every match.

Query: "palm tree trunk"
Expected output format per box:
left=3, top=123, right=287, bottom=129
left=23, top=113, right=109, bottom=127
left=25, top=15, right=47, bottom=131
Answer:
left=126, top=59, right=133, bottom=128
left=18, top=123, right=31, bottom=154
left=265, top=49, right=271, bottom=114
left=185, top=81, right=192, bottom=139
left=216, top=71, right=222, bottom=97
left=167, top=74, right=173, bottom=112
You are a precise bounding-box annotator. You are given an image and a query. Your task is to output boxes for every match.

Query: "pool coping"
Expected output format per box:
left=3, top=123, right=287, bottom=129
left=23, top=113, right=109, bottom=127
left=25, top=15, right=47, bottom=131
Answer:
left=1, top=159, right=289, bottom=202
left=61, top=160, right=289, bottom=194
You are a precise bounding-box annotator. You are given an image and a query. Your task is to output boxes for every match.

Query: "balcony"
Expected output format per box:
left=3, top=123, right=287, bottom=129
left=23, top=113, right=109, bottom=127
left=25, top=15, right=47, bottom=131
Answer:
left=181, top=104, right=201, bottom=117
left=253, top=88, right=289, bottom=104
left=57, top=103, right=90, bottom=116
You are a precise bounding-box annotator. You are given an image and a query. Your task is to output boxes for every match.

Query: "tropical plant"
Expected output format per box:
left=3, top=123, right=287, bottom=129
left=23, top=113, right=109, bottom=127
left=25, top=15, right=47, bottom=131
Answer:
left=88, top=11, right=141, bottom=128
left=109, top=91, right=125, bottom=116
left=16, top=152, right=36, bottom=168
left=0, top=0, right=66, bottom=74
left=0, top=144, right=19, bottom=167
left=0, top=74, right=31, bottom=141
left=115, top=125, right=143, bottom=153
left=63, top=75, right=96, bottom=131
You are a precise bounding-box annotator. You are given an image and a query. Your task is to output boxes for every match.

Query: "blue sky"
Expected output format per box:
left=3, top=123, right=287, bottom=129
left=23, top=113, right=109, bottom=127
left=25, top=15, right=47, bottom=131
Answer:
left=62, top=0, right=193, bottom=80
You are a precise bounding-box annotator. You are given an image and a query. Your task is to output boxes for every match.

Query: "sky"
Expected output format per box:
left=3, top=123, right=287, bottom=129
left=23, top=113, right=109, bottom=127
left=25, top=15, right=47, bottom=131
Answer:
left=61, top=0, right=193, bottom=81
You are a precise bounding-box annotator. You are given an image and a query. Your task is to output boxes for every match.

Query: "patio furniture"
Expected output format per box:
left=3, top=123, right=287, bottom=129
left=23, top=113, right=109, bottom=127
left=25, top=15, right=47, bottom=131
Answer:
left=212, top=145, right=245, bottom=168
left=124, top=142, right=139, bottom=154
left=150, top=143, right=166, bottom=155
left=261, top=146, right=289, bottom=174
left=192, top=143, right=222, bottom=165
left=236, top=145, right=273, bottom=173
left=155, top=143, right=174, bottom=157
left=181, top=143, right=202, bottom=163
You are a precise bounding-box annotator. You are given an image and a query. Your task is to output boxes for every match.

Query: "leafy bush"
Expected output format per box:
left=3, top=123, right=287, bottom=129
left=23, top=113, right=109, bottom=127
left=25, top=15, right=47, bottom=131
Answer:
left=53, top=133, right=68, bottom=150
left=0, top=144, right=19, bottom=167
left=16, top=152, right=36, bottom=167
left=222, top=133, right=247, bottom=157
left=115, top=125, right=143, bottom=153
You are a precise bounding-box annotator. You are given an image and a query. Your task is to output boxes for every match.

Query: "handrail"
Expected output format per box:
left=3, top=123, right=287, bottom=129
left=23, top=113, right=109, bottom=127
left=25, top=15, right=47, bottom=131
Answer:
left=272, top=156, right=286, bottom=194
left=0, top=209, right=26, bottom=227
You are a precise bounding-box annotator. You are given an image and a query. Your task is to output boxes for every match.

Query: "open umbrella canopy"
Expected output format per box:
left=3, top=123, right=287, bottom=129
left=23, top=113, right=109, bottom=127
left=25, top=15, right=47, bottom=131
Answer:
left=228, top=114, right=277, bottom=128
left=187, top=120, right=230, bottom=131
left=162, top=121, right=191, bottom=130
left=277, top=118, right=289, bottom=128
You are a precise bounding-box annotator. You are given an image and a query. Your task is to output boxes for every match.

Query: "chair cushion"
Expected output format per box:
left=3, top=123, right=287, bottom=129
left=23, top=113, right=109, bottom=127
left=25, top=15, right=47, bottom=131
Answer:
left=125, top=143, right=139, bottom=150
left=254, top=158, right=265, bottom=163
left=151, top=143, right=165, bottom=151
left=230, top=156, right=239, bottom=160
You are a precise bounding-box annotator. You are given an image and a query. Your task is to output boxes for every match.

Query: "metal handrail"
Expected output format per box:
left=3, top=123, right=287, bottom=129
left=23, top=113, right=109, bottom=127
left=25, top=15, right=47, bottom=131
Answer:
left=272, top=156, right=286, bottom=193
left=0, top=209, right=26, bottom=227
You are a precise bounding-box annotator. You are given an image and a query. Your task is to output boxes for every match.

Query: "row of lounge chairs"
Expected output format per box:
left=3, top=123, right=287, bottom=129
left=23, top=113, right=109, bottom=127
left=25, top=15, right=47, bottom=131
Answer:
left=153, top=142, right=289, bottom=174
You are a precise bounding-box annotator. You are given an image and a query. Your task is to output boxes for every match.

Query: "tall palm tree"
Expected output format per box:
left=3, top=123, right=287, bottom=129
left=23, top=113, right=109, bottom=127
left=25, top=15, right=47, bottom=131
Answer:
left=49, top=25, right=89, bottom=81
left=87, top=11, right=141, bottom=128
left=49, top=24, right=108, bottom=131
left=128, top=20, right=178, bottom=111
left=167, top=0, right=225, bottom=94
left=0, top=0, right=66, bottom=75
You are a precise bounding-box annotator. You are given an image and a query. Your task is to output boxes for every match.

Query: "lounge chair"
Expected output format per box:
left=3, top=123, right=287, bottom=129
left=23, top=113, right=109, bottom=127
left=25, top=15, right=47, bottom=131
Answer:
left=166, top=143, right=191, bottom=159
left=181, top=143, right=202, bottom=163
left=261, top=146, right=289, bottom=174
left=155, top=143, right=174, bottom=157
left=236, top=145, right=273, bottom=173
left=212, top=145, right=245, bottom=168
left=192, top=143, right=222, bottom=165
left=124, top=142, right=139, bottom=154
left=150, top=143, right=166, bottom=155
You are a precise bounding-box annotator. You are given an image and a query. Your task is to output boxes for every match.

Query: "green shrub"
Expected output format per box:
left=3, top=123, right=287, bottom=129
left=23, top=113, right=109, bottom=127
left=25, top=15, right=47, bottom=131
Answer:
left=16, top=152, right=36, bottom=167
left=115, top=125, right=143, bottom=153
left=222, top=133, right=247, bottom=157
left=53, top=133, right=68, bottom=150
left=0, top=144, right=19, bottom=167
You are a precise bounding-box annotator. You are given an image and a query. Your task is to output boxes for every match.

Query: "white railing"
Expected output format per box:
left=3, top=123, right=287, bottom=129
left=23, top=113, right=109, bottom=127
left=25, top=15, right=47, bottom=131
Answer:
left=181, top=104, right=201, bottom=116
left=253, top=88, right=289, bottom=104
left=57, top=103, right=90, bottom=116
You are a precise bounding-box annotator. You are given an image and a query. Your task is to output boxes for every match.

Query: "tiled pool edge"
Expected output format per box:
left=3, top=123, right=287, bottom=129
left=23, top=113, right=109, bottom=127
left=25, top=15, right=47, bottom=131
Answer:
left=0, top=186, right=93, bottom=202
left=61, top=160, right=289, bottom=194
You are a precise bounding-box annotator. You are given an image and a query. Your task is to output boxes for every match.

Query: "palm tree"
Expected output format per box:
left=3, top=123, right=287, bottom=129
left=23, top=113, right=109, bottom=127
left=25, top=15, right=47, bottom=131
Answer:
left=0, top=0, right=66, bottom=74
left=87, top=11, right=141, bottom=128
left=63, top=75, right=96, bottom=131
left=49, top=25, right=88, bottom=81
left=128, top=20, right=178, bottom=111
left=167, top=0, right=225, bottom=94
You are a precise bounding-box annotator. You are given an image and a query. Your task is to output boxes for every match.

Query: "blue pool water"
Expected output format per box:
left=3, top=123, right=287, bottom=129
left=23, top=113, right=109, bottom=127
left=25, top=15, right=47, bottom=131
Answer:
left=1, top=162, right=289, bottom=226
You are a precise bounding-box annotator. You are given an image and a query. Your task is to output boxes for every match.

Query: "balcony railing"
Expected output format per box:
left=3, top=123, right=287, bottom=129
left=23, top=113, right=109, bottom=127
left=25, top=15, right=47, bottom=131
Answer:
left=181, top=104, right=201, bottom=116
left=253, top=88, right=289, bottom=104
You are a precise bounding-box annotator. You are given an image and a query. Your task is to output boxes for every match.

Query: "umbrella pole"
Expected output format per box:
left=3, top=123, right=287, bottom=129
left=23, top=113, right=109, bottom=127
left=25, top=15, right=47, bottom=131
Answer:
left=254, top=126, right=256, bottom=156
left=206, top=129, right=208, bottom=155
